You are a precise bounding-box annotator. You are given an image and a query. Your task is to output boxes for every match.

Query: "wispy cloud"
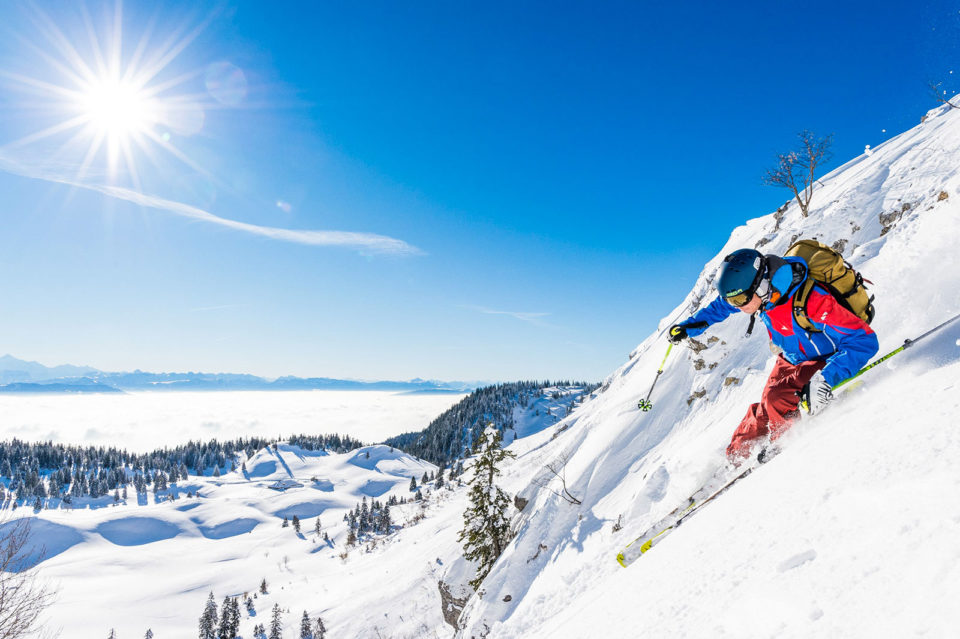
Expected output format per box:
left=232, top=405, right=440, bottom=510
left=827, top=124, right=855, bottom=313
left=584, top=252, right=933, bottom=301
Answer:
left=0, top=153, right=423, bottom=257
left=463, top=305, right=556, bottom=328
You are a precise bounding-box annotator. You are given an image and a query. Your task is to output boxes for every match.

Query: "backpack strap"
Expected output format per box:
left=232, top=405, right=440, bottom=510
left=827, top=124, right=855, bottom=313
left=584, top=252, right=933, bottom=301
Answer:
left=792, top=278, right=819, bottom=333
left=745, top=312, right=757, bottom=337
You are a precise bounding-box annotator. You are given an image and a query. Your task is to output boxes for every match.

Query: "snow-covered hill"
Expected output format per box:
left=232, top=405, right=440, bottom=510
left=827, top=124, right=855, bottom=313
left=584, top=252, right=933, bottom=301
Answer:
left=10, top=443, right=453, bottom=637
left=454, top=102, right=960, bottom=637
left=385, top=382, right=597, bottom=464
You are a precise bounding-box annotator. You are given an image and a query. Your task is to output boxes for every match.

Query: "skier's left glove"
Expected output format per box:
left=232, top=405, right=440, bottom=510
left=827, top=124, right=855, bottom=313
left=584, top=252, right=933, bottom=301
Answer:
left=804, top=370, right=834, bottom=415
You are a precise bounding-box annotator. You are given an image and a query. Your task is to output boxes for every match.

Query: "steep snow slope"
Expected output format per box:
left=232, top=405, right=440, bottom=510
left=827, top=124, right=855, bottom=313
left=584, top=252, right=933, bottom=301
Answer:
left=504, top=385, right=590, bottom=443
left=457, top=102, right=960, bottom=637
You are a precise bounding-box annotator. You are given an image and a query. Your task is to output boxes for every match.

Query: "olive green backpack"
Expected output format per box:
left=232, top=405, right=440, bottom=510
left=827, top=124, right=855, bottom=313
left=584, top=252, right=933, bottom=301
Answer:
left=784, top=239, right=876, bottom=332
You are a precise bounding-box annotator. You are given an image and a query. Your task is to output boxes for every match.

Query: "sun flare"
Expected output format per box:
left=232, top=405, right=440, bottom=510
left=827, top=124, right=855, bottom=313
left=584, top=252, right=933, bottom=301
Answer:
left=79, top=77, right=157, bottom=140
left=0, top=3, right=214, bottom=185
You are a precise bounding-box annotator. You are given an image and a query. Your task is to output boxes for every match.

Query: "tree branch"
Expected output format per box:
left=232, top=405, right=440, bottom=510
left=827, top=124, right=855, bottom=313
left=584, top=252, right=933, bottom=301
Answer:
left=533, top=452, right=581, bottom=505
left=929, top=81, right=960, bottom=110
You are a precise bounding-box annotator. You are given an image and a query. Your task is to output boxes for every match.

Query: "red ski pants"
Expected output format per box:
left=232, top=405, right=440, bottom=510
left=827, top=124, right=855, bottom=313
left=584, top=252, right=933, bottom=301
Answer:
left=726, top=356, right=826, bottom=461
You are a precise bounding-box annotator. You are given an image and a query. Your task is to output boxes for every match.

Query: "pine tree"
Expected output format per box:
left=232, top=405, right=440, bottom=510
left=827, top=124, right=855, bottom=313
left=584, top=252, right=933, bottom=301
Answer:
left=314, top=517, right=321, bottom=536
left=107, top=630, right=117, bottom=639
left=218, top=595, right=239, bottom=639
left=282, top=517, right=289, bottom=528
left=457, top=425, right=516, bottom=590
left=409, top=476, right=417, bottom=491
left=292, top=515, right=301, bottom=533
left=145, top=630, right=154, bottom=639
left=299, top=611, right=312, bottom=638
left=359, top=499, right=369, bottom=532
left=199, top=591, right=218, bottom=639
left=218, top=596, right=230, bottom=639
left=269, top=603, right=283, bottom=639
left=260, top=578, right=269, bottom=594
left=314, top=617, right=327, bottom=639
left=230, top=596, right=242, bottom=635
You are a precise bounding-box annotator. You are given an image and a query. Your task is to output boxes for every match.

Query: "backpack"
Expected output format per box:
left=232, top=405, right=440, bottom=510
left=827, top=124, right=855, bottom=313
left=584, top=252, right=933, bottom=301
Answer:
left=784, top=239, right=875, bottom=332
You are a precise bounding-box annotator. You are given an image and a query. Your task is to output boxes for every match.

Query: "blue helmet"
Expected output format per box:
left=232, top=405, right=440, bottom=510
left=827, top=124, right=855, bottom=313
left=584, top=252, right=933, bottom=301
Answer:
left=717, top=249, right=766, bottom=306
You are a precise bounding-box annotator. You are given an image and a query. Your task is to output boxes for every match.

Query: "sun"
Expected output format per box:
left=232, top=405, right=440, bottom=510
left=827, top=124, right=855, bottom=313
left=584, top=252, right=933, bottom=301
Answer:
left=78, top=76, right=158, bottom=141
left=0, top=2, right=214, bottom=185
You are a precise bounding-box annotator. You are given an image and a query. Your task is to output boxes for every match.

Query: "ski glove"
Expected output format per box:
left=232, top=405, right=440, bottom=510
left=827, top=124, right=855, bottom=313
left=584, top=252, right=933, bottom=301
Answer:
left=668, top=321, right=708, bottom=344
left=805, top=370, right=834, bottom=415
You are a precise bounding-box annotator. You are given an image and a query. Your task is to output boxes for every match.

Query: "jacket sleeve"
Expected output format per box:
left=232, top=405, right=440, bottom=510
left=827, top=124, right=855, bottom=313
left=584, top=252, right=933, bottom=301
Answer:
left=806, top=291, right=880, bottom=386
left=678, top=296, right=740, bottom=337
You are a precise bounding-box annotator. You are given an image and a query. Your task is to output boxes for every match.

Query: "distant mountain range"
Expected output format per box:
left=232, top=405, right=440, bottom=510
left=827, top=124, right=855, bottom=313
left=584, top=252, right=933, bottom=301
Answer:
left=0, top=355, right=476, bottom=394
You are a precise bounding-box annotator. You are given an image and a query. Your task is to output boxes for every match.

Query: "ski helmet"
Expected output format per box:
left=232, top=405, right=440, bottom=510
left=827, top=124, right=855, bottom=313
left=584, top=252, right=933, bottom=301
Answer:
left=717, top=248, right=766, bottom=307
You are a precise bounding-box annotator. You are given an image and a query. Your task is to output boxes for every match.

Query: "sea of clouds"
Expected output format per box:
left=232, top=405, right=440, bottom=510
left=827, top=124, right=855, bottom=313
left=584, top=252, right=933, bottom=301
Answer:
left=0, top=390, right=465, bottom=452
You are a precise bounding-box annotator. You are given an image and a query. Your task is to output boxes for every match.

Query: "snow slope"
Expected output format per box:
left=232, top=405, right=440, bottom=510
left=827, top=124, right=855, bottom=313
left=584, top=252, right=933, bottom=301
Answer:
left=503, top=385, right=589, bottom=443
left=456, top=102, right=960, bottom=637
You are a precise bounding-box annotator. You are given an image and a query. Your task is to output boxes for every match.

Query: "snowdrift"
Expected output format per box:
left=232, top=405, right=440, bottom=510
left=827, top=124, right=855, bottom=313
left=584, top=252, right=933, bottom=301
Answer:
left=456, top=102, right=960, bottom=637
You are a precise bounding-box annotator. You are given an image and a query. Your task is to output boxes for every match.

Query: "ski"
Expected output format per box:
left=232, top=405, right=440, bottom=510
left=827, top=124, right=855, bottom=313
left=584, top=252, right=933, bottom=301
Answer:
left=616, top=465, right=754, bottom=568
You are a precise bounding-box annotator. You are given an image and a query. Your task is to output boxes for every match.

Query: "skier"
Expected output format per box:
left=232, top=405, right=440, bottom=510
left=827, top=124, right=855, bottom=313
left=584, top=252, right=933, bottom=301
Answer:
left=668, top=248, right=879, bottom=462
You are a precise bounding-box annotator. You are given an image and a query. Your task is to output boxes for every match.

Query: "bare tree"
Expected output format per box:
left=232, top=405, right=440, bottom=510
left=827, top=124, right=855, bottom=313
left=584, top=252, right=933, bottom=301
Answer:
left=928, top=81, right=959, bottom=110
left=0, top=517, right=55, bottom=639
left=533, top=451, right=581, bottom=505
left=762, top=130, right=834, bottom=218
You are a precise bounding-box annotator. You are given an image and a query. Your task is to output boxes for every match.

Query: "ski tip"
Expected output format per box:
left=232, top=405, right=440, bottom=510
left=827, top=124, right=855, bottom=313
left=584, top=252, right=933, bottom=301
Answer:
left=616, top=552, right=628, bottom=568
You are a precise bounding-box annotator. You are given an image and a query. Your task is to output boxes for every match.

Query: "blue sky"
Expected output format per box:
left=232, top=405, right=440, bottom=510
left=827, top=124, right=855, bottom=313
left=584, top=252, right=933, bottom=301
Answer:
left=0, top=0, right=956, bottom=382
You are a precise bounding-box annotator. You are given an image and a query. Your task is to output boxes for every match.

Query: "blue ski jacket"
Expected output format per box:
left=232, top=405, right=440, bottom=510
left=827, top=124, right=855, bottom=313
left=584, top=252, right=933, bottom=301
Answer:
left=678, top=256, right=879, bottom=387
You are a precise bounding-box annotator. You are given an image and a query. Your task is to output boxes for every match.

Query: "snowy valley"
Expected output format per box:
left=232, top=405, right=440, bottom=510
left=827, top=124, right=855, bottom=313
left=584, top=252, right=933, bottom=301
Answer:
left=1, top=384, right=591, bottom=637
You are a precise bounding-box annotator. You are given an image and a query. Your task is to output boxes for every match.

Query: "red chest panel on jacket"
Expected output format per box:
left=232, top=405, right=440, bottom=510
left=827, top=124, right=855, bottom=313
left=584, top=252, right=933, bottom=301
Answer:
left=763, top=303, right=795, bottom=336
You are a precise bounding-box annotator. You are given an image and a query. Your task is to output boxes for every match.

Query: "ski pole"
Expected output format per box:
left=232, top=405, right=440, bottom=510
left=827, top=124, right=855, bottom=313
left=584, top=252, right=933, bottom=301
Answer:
left=638, top=342, right=673, bottom=412
left=832, top=310, right=960, bottom=391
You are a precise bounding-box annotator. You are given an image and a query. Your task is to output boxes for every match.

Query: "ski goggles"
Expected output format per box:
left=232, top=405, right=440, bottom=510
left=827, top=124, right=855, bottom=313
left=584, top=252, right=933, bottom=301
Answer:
left=724, top=273, right=769, bottom=307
